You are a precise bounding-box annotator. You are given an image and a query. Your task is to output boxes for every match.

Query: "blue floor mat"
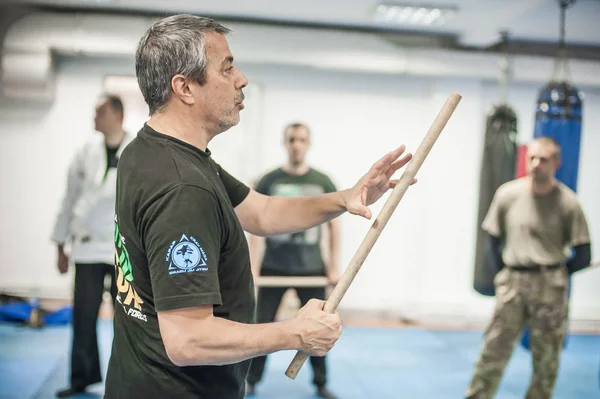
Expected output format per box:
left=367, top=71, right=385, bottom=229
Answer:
left=0, top=358, right=60, bottom=399
left=0, top=325, right=70, bottom=399
left=1, top=321, right=599, bottom=399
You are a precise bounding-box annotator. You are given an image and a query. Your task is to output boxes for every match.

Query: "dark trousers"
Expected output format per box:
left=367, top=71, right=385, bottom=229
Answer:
left=247, top=286, right=327, bottom=387
left=70, top=263, right=116, bottom=389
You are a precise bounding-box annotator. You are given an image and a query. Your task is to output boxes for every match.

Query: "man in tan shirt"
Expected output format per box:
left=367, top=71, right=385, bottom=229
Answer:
left=466, top=136, right=592, bottom=399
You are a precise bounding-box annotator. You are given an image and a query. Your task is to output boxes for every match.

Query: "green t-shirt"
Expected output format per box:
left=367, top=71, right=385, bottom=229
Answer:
left=255, top=167, right=337, bottom=276
left=105, top=124, right=254, bottom=399
left=483, top=178, right=590, bottom=267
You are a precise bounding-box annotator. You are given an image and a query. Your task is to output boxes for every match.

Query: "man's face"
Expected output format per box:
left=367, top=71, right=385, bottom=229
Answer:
left=94, top=100, right=121, bottom=134
left=284, top=126, right=310, bottom=165
left=197, top=32, right=248, bottom=134
left=526, top=141, right=560, bottom=183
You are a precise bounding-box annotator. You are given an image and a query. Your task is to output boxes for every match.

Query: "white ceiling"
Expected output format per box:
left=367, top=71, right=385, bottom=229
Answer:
left=15, top=0, right=600, bottom=48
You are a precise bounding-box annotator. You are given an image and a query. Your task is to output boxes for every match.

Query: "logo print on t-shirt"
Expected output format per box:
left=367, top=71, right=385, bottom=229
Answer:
left=167, top=234, right=208, bottom=275
left=114, top=216, right=147, bottom=322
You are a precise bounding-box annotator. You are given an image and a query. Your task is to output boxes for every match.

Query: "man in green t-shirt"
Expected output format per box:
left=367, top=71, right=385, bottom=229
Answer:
left=246, top=123, right=340, bottom=399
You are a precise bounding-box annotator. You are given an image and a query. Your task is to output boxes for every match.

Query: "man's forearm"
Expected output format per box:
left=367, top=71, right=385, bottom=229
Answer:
left=487, top=234, right=504, bottom=274
left=261, top=191, right=347, bottom=236
left=327, top=219, right=341, bottom=275
left=173, top=317, right=301, bottom=367
left=566, top=243, right=592, bottom=274
left=327, top=252, right=340, bottom=275
left=248, top=234, right=263, bottom=276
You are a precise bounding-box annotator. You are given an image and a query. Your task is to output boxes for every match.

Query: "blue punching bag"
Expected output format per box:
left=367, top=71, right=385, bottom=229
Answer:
left=520, top=0, right=583, bottom=352
left=534, top=82, right=583, bottom=191
left=520, top=81, right=583, bottom=351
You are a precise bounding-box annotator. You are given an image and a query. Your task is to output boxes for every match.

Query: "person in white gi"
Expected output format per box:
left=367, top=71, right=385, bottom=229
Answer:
left=51, top=94, right=133, bottom=398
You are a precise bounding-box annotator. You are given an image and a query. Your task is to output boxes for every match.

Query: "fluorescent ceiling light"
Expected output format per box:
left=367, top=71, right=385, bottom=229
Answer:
left=373, top=4, right=456, bottom=26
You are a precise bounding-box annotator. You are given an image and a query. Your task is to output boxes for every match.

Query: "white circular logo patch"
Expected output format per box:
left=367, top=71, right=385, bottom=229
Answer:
left=172, top=241, right=201, bottom=270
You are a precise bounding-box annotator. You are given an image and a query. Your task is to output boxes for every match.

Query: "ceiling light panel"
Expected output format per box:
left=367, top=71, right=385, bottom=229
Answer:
left=373, top=4, right=457, bottom=27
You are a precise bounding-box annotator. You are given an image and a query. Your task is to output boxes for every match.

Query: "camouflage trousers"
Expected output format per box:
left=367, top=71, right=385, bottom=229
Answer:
left=466, top=266, right=569, bottom=399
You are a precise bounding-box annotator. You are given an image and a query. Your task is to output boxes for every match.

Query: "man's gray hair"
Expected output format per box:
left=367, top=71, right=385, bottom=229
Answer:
left=135, top=14, right=231, bottom=115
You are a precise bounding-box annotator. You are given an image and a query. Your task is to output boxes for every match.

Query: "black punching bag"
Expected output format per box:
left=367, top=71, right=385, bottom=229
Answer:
left=473, top=105, right=518, bottom=296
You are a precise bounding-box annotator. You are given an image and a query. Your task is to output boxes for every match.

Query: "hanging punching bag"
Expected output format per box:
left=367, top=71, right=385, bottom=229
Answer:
left=534, top=82, right=583, bottom=190
left=520, top=81, right=583, bottom=351
left=518, top=0, right=582, bottom=352
left=473, top=105, right=518, bottom=296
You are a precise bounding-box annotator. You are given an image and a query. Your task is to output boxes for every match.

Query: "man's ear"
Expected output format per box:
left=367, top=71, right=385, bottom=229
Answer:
left=171, top=74, right=195, bottom=106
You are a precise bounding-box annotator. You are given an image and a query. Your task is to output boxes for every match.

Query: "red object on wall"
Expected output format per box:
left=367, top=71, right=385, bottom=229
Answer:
left=516, top=144, right=528, bottom=178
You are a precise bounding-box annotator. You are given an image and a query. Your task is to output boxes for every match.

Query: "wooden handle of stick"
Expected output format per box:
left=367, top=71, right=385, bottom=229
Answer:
left=256, top=276, right=328, bottom=287
left=284, top=92, right=462, bottom=379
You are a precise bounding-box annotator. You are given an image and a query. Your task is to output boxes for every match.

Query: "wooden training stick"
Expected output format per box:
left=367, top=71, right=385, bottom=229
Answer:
left=256, top=276, right=328, bottom=287
left=284, top=92, right=462, bottom=379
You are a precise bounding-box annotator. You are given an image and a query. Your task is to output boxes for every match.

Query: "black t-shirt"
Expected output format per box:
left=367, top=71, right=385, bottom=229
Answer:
left=255, top=168, right=337, bottom=276
left=104, top=145, right=119, bottom=179
left=105, top=124, right=255, bottom=399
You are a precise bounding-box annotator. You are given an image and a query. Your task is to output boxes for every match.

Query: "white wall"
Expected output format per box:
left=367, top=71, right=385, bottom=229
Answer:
left=0, top=55, right=265, bottom=298
left=0, top=55, right=598, bottom=327
left=0, top=57, right=128, bottom=297
left=237, top=64, right=600, bottom=325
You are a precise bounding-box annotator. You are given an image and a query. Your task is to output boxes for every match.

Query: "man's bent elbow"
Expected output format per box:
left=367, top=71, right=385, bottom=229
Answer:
left=164, top=340, right=190, bottom=367
left=164, top=338, right=225, bottom=367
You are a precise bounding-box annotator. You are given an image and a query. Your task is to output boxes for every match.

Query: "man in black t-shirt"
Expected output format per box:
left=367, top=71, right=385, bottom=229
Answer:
left=246, top=123, right=340, bottom=399
left=105, top=14, right=416, bottom=399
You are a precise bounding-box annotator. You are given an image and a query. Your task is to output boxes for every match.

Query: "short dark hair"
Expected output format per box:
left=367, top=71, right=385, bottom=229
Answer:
left=104, top=94, right=124, bottom=115
left=530, top=136, right=561, bottom=160
left=135, top=14, right=231, bottom=115
left=283, top=122, right=310, bottom=138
